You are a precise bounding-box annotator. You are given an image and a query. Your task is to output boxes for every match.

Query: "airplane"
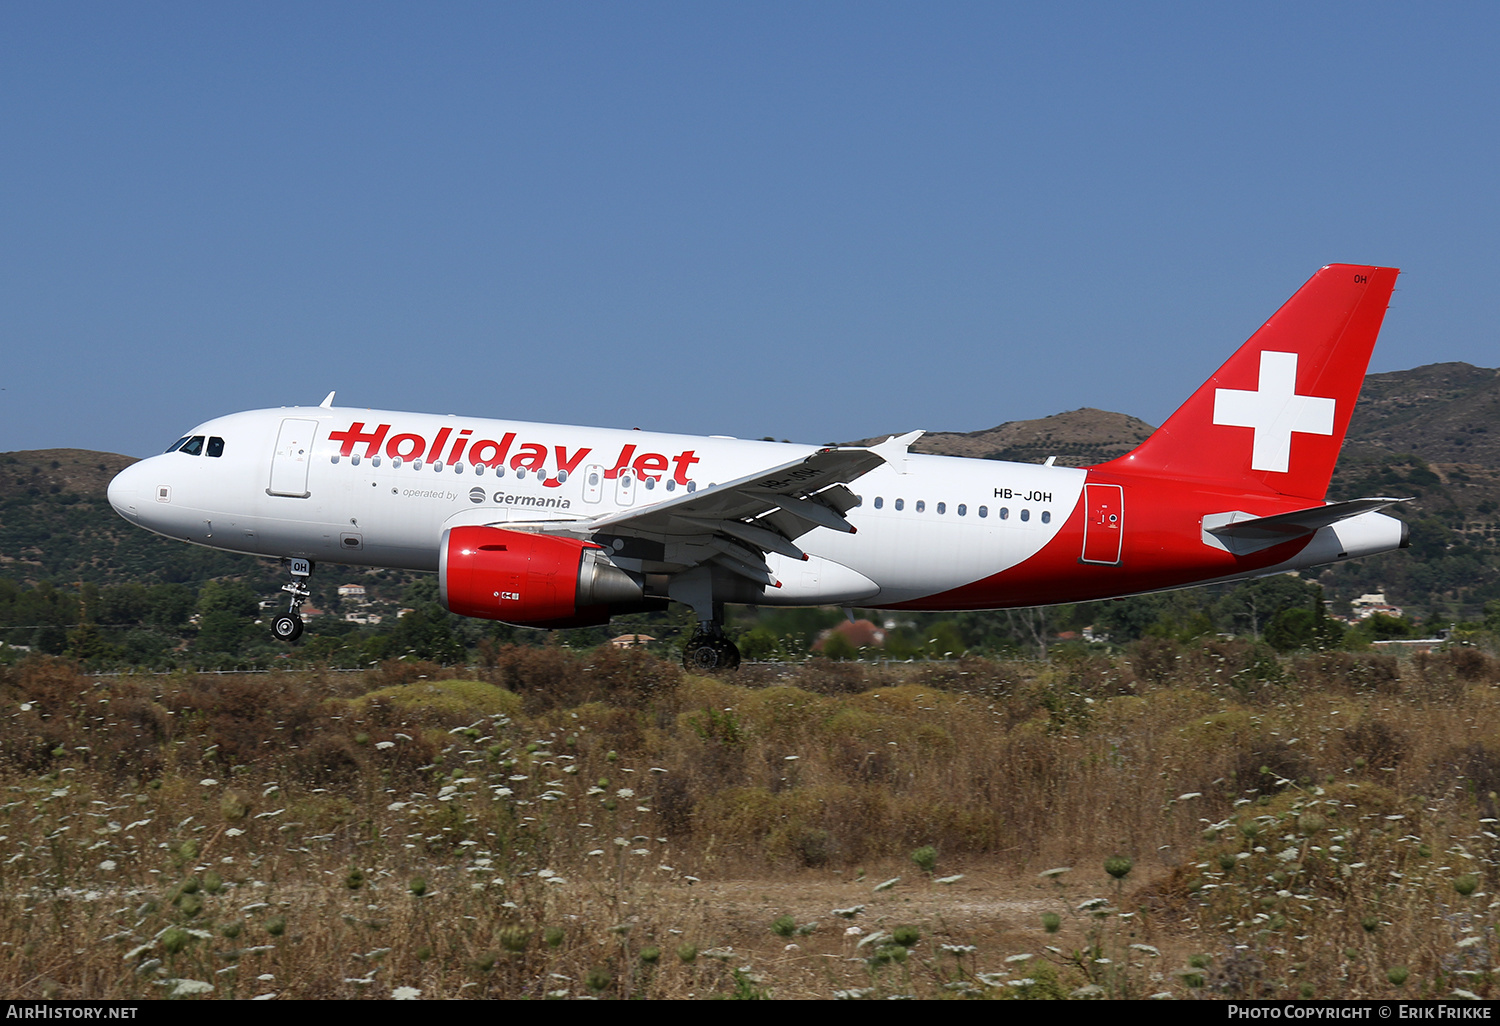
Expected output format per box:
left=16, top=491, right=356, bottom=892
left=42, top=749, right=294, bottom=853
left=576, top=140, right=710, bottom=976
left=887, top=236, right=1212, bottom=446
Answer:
left=108, top=264, right=1409, bottom=669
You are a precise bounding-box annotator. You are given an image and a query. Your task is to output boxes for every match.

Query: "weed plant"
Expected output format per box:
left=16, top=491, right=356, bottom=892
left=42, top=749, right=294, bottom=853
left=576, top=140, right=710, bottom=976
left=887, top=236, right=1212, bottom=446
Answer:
left=3, top=643, right=1500, bottom=998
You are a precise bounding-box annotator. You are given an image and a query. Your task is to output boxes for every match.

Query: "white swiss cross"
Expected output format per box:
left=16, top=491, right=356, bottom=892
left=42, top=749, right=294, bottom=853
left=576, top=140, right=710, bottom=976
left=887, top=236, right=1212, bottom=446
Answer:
left=1212, top=350, right=1335, bottom=474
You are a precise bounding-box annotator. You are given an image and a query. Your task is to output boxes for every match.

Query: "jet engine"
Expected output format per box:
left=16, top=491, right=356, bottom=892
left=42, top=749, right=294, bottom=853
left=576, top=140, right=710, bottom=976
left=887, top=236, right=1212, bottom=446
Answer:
left=439, top=525, right=646, bottom=629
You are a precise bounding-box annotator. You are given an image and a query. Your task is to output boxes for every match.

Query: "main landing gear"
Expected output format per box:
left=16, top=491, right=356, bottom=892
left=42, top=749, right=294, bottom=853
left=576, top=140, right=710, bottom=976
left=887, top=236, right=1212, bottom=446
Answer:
left=270, top=557, right=313, bottom=643
left=682, top=623, right=741, bottom=672
left=671, top=570, right=743, bottom=672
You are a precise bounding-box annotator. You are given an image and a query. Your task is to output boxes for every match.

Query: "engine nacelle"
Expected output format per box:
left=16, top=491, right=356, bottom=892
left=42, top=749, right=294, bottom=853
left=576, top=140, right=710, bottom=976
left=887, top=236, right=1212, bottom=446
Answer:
left=439, top=525, right=645, bottom=628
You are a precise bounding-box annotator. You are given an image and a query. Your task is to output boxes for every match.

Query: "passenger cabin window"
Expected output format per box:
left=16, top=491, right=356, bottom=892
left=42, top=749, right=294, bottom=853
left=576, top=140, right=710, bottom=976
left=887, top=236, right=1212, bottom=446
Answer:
left=873, top=496, right=883, bottom=509
left=1041, top=510, right=1051, bottom=524
left=936, top=502, right=946, bottom=514
left=957, top=504, right=967, bottom=516
left=1020, top=509, right=1030, bottom=522
left=894, top=498, right=905, bottom=511
left=979, top=506, right=988, bottom=518
left=915, top=500, right=926, bottom=512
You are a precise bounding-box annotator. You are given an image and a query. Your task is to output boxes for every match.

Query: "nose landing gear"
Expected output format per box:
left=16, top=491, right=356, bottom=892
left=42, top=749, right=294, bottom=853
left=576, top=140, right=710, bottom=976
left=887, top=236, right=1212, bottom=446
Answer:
left=270, top=557, right=313, bottom=642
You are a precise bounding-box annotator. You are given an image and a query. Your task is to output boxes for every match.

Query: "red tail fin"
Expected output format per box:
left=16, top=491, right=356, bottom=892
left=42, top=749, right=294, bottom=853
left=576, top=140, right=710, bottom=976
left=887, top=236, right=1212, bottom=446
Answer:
left=1095, top=264, right=1399, bottom=500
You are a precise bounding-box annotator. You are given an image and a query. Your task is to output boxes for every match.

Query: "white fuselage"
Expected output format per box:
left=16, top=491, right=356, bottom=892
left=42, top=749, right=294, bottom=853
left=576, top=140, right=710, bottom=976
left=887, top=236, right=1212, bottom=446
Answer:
left=107, top=404, right=1403, bottom=612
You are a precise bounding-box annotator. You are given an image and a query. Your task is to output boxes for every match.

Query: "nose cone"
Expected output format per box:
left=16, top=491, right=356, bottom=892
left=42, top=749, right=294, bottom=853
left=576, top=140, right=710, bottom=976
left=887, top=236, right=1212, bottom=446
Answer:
left=107, top=459, right=153, bottom=522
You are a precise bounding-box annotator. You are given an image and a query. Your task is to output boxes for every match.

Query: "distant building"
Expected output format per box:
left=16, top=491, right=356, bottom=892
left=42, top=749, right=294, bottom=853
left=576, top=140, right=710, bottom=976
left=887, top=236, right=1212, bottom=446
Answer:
left=338, top=584, right=368, bottom=600
left=611, top=633, right=655, bottom=648
left=344, top=612, right=382, bottom=625
left=1351, top=592, right=1404, bottom=621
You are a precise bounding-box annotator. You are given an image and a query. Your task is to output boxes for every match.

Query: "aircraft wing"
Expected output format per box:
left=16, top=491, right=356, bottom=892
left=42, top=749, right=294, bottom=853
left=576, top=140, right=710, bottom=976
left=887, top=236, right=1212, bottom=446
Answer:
left=509, top=433, right=920, bottom=586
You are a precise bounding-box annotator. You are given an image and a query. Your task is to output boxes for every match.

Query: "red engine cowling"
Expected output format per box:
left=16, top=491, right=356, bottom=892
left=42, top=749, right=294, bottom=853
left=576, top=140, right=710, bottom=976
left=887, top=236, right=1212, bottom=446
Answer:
left=439, top=525, right=644, bottom=629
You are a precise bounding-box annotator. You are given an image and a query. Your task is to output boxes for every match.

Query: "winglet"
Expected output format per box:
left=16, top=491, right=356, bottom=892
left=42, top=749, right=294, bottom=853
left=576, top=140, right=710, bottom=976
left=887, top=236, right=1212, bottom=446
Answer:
left=319, top=391, right=337, bottom=408
left=870, top=430, right=924, bottom=475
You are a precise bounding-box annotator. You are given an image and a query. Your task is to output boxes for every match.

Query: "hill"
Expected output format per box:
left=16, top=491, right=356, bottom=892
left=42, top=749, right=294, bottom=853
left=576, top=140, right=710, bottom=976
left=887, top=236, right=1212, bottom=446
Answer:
left=0, top=449, right=137, bottom=502
left=864, top=408, right=1156, bottom=466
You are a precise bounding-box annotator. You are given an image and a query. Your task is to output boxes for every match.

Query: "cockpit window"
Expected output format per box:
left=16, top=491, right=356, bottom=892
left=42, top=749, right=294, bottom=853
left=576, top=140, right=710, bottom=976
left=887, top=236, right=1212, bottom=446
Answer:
left=178, top=436, right=206, bottom=456
left=165, top=437, right=189, bottom=453
left=206, top=436, right=225, bottom=458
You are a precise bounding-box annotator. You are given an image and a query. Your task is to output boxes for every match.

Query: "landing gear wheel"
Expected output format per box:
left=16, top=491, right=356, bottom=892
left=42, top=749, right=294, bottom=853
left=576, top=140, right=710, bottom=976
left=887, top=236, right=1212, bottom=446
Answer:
left=271, top=613, right=303, bottom=642
left=683, top=634, right=740, bottom=671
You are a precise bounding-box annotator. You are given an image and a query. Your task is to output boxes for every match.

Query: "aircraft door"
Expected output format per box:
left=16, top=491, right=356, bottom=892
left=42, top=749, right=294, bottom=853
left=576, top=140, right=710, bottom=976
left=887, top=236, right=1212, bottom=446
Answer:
left=268, top=418, right=318, bottom=498
left=1081, top=483, right=1124, bottom=565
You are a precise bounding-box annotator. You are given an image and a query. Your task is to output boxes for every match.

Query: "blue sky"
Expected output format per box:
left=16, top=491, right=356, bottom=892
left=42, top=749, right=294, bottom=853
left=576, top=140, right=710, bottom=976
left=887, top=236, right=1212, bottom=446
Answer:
left=3, top=3, right=1496, bottom=458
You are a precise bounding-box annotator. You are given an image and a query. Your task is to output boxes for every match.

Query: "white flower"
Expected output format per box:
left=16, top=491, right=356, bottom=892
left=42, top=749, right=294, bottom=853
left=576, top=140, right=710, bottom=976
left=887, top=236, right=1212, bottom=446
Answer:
left=376, top=741, right=395, bottom=750
left=616, top=787, right=635, bottom=798
left=159, top=979, right=213, bottom=997
left=200, top=779, right=218, bottom=787
left=98, top=860, right=117, bottom=872
left=392, top=986, right=421, bottom=1000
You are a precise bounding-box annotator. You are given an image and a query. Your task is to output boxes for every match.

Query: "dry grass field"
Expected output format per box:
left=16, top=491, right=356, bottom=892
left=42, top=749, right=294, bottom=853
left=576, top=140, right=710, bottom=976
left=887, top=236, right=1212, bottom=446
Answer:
left=4, top=641, right=1500, bottom=1000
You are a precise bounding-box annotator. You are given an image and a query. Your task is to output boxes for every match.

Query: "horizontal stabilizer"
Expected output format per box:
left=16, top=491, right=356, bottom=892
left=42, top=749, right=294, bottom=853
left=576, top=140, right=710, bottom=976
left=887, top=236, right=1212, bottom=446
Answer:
left=1203, top=497, right=1408, bottom=554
